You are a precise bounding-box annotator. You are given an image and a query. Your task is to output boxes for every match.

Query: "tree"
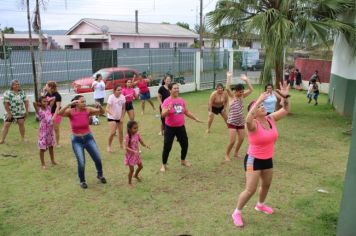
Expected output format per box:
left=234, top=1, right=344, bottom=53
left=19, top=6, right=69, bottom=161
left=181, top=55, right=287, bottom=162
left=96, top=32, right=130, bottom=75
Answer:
left=207, top=0, right=356, bottom=87
left=176, top=22, right=190, bottom=30
left=3, top=27, right=15, bottom=34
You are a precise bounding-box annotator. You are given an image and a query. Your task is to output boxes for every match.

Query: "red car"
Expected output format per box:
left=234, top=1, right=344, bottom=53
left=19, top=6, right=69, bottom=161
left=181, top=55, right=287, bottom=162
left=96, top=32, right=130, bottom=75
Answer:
left=72, top=67, right=140, bottom=94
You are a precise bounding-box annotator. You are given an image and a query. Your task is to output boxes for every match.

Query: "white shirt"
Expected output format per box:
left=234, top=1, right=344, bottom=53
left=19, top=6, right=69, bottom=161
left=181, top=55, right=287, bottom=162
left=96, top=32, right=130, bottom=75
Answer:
left=92, top=80, right=106, bottom=99
left=107, top=94, right=126, bottom=120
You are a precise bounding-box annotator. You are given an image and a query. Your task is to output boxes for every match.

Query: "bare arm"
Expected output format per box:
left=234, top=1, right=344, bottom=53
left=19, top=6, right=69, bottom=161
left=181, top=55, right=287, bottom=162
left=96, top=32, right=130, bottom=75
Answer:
left=161, top=103, right=171, bottom=118
left=245, top=92, right=269, bottom=132
left=208, top=92, right=216, bottom=112
left=240, top=74, right=253, bottom=98
left=139, top=137, right=150, bottom=149
left=105, top=103, right=113, bottom=116
left=32, top=102, right=39, bottom=113
left=184, top=109, right=203, bottom=123
left=271, top=82, right=291, bottom=122
left=88, top=103, right=105, bottom=116
left=226, top=71, right=233, bottom=98
left=24, top=100, right=29, bottom=117
left=58, top=103, right=73, bottom=117
left=157, top=92, right=163, bottom=105
left=120, top=105, right=126, bottom=121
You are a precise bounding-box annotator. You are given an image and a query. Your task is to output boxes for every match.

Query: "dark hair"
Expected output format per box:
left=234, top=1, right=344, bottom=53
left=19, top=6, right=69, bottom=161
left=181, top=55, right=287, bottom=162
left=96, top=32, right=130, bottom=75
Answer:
left=296, top=69, right=299, bottom=72
left=71, top=95, right=84, bottom=108
left=247, top=100, right=256, bottom=112
left=216, top=83, right=224, bottom=90
left=234, top=83, right=244, bottom=91
left=127, top=120, right=138, bottom=148
left=315, top=70, right=318, bottom=74
left=38, top=95, right=47, bottom=104
left=96, top=74, right=102, bottom=80
left=168, top=82, right=178, bottom=91
left=113, top=84, right=121, bottom=91
left=264, top=83, right=273, bottom=91
left=162, top=75, right=172, bottom=86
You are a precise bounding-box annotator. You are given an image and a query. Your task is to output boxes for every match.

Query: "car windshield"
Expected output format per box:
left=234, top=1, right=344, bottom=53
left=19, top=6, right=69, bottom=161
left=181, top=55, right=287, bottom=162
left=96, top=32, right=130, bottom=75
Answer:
left=92, top=70, right=110, bottom=79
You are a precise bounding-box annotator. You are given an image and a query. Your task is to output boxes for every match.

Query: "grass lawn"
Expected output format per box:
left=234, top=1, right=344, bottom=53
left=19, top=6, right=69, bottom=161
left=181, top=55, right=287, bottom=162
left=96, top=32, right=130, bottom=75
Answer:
left=0, top=88, right=351, bottom=235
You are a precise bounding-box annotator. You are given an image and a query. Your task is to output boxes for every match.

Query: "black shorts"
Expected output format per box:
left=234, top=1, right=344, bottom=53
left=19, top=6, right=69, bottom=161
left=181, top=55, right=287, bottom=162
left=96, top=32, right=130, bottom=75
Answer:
left=107, top=118, right=120, bottom=123
left=5, top=116, right=25, bottom=123
left=244, top=154, right=273, bottom=172
left=125, top=102, right=134, bottom=111
left=211, top=106, right=224, bottom=115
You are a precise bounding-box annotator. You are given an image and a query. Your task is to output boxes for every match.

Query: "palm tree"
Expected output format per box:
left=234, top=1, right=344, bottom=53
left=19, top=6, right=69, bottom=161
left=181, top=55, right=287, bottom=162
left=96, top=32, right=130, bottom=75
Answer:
left=207, top=0, right=356, bottom=87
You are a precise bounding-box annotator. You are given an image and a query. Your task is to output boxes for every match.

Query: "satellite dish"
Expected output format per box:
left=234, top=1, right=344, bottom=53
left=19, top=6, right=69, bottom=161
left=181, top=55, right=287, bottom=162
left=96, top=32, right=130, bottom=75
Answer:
left=101, top=25, right=109, bottom=34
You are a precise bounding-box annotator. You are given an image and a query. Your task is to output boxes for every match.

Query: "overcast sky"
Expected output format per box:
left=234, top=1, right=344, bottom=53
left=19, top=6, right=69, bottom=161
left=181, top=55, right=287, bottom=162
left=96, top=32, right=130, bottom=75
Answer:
left=0, top=0, right=218, bottom=31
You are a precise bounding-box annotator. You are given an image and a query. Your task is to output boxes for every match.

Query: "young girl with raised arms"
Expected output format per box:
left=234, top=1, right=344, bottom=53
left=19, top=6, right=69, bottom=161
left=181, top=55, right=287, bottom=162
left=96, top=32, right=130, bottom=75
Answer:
left=33, top=96, right=57, bottom=169
left=124, top=121, right=150, bottom=187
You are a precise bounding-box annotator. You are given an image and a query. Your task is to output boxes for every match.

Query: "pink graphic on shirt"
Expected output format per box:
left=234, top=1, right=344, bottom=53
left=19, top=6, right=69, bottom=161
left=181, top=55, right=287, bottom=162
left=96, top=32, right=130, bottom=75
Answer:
left=161, top=97, right=186, bottom=127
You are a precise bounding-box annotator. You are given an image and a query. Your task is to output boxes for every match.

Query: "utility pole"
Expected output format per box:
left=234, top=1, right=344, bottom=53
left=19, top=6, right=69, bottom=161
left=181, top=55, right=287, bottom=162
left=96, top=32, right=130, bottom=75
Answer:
left=26, top=0, right=39, bottom=101
left=34, top=0, right=43, bottom=94
left=199, top=0, right=203, bottom=55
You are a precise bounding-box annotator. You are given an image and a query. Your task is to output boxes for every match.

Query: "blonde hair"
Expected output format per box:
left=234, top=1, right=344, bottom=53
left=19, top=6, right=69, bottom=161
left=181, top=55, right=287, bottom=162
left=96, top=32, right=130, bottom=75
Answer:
left=47, top=81, right=58, bottom=93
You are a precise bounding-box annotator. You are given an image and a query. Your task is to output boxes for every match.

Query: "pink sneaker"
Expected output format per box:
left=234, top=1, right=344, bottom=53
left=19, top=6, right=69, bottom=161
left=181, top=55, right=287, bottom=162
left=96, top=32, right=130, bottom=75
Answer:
left=255, top=204, right=274, bottom=215
left=231, top=209, right=244, bottom=227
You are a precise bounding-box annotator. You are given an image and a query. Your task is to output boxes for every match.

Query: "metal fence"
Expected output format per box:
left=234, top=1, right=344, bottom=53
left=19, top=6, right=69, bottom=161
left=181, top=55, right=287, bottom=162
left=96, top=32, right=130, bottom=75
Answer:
left=0, top=48, right=197, bottom=94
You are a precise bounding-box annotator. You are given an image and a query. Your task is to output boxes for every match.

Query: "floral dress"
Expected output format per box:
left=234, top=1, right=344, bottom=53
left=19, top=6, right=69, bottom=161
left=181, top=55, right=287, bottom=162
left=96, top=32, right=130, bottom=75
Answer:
left=124, top=133, right=142, bottom=166
left=36, top=106, right=55, bottom=150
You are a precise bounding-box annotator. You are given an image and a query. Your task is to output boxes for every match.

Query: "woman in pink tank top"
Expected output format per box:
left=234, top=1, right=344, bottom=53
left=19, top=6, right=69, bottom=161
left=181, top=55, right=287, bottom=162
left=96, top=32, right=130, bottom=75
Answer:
left=58, top=95, right=107, bottom=189
left=231, top=82, right=291, bottom=227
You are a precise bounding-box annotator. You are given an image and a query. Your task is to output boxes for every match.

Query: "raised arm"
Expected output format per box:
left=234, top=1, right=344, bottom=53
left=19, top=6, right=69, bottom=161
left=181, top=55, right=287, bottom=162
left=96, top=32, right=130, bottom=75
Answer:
left=88, top=103, right=105, bottom=116
left=271, top=82, right=290, bottom=122
left=32, top=101, right=39, bottom=113
left=245, top=92, right=269, bottom=132
left=58, top=102, right=75, bottom=117
left=226, top=71, right=233, bottom=98
left=240, top=74, right=253, bottom=98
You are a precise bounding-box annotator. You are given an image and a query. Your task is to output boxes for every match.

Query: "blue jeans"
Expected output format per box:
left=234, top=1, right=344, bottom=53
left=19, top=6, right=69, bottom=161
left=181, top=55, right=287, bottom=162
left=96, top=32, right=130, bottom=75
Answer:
left=71, top=133, right=103, bottom=183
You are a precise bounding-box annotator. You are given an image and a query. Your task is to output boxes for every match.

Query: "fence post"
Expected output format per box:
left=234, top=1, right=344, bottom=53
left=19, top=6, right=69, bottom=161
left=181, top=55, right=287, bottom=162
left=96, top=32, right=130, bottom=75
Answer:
left=195, top=50, right=201, bottom=91
left=229, top=49, right=234, bottom=73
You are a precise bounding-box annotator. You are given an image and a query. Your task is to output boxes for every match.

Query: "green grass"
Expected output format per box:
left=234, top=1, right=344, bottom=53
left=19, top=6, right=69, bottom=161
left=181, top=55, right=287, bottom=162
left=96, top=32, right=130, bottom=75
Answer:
left=0, top=88, right=351, bottom=235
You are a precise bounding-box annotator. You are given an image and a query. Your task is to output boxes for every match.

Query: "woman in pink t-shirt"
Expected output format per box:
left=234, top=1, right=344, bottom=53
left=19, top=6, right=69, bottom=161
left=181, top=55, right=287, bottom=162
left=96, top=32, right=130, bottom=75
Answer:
left=122, top=79, right=138, bottom=121
left=231, top=82, right=290, bottom=227
left=58, top=95, right=107, bottom=189
left=106, top=85, right=126, bottom=153
left=160, top=83, right=203, bottom=172
left=133, top=74, right=156, bottom=115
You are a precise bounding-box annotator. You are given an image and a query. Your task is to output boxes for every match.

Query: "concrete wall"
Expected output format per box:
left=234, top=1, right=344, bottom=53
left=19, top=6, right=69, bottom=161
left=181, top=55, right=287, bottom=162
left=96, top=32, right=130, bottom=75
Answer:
left=328, top=10, right=356, bottom=117
left=295, top=58, right=332, bottom=83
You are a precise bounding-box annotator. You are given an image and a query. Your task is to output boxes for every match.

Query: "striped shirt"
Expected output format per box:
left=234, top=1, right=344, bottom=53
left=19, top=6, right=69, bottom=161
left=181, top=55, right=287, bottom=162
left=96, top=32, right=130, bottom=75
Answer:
left=227, top=98, right=244, bottom=127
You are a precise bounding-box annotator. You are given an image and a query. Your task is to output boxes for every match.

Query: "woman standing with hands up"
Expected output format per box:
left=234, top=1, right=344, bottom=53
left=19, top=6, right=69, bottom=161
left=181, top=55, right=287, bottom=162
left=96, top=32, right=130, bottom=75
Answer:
left=58, top=95, right=107, bottom=189
left=225, top=72, right=253, bottom=162
left=160, top=83, right=203, bottom=172
left=231, top=82, right=290, bottom=227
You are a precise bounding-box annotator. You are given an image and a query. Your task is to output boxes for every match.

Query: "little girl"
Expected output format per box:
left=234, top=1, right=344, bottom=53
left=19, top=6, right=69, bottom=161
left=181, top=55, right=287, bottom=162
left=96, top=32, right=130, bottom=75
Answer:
left=124, top=120, right=150, bottom=186
left=33, top=96, right=57, bottom=169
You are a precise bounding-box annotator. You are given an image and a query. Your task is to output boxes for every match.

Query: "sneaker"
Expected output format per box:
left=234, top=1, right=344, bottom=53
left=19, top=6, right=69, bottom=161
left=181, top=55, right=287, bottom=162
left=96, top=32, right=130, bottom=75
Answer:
left=80, top=182, right=88, bottom=189
left=255, top=204, right=274, bottom=215
left=231, top=210, right=244, bottom=227
left=97, top=176, right=107, bottom=184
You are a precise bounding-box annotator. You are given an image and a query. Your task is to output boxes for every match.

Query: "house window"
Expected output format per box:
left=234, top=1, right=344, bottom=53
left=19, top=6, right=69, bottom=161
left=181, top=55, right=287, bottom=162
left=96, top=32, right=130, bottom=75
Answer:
left=144, top=43, right=150, bottom=48
left=177, top=42, right=188, bottom=48
left=159, top=42, right=170, bottom=48
left=123, top=42, right=130, bottom=48
left=64, top=45, right=73, bottom=49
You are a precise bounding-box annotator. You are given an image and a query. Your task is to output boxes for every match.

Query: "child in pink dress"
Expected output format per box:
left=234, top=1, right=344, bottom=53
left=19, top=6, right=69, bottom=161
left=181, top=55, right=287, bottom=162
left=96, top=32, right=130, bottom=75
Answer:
left=33, top=96, right=57, bottom=169
left=124, top=120, right=150, bottom=187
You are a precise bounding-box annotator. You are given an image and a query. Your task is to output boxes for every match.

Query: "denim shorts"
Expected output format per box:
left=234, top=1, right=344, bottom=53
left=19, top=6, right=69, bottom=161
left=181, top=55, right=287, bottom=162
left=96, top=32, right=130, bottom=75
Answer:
left=140, top=91, right=151, bottom=100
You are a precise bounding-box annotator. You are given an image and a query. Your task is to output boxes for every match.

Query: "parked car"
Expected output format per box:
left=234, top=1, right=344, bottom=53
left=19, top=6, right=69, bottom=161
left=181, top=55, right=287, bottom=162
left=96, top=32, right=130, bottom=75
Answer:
left=249, top=60, right=264, bottom=71
left=72, top=67, right=140, bottom=94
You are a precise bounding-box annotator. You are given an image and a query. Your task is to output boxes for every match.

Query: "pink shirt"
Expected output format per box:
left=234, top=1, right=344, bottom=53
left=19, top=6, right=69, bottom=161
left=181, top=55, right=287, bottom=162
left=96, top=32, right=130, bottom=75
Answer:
left=107, top=94, right=126, bottom=120
left=122, top=87, right=136, bottom=103
left=69, top=108, right=91, bottom=134
left=136, top=79, right=149, bottom=94
left=161, top=97, right=186, bottom=127
left=247, top=116, right=278, bottom=159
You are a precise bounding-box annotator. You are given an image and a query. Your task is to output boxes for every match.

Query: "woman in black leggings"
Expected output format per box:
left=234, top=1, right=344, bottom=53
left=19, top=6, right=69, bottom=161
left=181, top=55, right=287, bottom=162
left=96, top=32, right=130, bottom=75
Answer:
left=160, top=83, right=203, bottom=172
